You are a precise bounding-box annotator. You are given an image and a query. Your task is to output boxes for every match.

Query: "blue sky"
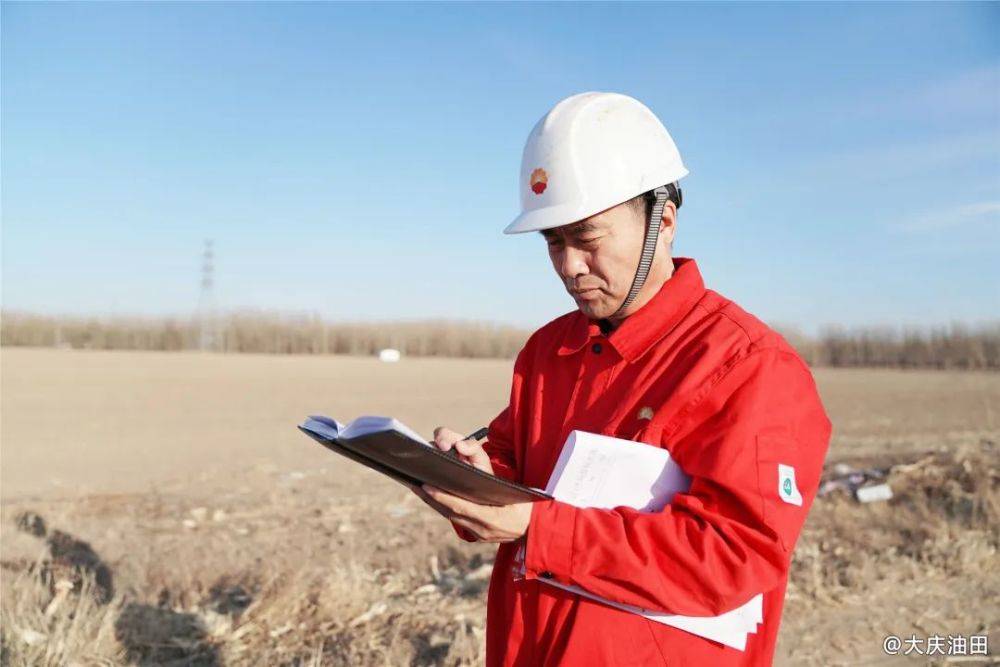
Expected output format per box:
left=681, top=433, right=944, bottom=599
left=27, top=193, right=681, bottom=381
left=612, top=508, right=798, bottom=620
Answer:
left=3, top=2, right=998, bottom=334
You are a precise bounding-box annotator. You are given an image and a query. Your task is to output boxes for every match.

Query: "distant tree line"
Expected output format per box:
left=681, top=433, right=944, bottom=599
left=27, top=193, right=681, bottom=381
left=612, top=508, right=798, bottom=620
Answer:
left=0, top=312, right=528, bottom=359
left=778, top=323, right=1000, bottom=370
left=1, top=312, right=997, bottom=369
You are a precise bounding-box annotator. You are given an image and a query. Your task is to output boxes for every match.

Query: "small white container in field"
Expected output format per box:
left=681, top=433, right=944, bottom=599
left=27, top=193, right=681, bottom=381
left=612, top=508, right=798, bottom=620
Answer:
left=378, top=348, right=401, bottom=363
left=855, top=483, right=893, bottom=503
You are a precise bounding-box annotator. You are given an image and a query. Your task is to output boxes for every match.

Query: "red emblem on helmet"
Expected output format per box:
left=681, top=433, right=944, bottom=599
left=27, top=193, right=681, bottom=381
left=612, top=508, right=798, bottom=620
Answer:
left=530, top=168, right=548, bottom=195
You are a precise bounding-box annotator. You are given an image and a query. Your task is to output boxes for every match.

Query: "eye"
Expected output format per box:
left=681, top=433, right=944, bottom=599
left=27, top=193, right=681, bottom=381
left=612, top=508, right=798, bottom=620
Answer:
left=578, top=237, right=601, bottom=246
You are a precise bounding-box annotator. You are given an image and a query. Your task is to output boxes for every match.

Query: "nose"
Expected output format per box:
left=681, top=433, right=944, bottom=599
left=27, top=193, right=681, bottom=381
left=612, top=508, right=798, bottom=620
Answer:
left=556, top=245, right=590, bottom=282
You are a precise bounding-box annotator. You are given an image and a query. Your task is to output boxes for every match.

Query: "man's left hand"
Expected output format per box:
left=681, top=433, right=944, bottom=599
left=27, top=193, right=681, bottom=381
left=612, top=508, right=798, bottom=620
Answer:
left=413, top=484, right=532, bottom=543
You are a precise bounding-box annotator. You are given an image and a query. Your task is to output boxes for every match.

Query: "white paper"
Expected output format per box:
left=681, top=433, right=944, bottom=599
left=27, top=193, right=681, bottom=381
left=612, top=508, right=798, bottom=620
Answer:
left=302, top=416, right=344, bottom=440
left=339, top=415, right=429, bottom=444
left=537, top=430, right=763, bottom=651
left=544, top=430, right=690, bottom=511
left=302, top=415, right=428, bottom=445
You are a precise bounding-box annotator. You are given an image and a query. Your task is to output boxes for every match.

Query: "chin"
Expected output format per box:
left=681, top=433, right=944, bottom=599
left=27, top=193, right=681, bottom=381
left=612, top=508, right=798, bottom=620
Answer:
left=577, top=301, right=611, bottom=320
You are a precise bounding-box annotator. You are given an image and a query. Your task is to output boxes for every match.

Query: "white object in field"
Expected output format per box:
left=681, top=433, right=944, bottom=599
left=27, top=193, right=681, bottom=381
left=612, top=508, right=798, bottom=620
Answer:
left=505, top=92, right=688, bottom=234
left=378, top=348, right=401, bottom=363
left=529, top=430, right=763, bottom=651
left=855, top=483, right=893, bottom=503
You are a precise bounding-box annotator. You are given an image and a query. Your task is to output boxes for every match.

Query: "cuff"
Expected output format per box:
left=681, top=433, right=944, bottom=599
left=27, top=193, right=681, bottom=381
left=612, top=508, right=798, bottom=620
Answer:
left=524, top=498, right=577, bottom=584
left=490, top=459, right=518, bottom=483
left=451, top=521, right=477, bottom=543
left=486, top=451, right=518, bottom=482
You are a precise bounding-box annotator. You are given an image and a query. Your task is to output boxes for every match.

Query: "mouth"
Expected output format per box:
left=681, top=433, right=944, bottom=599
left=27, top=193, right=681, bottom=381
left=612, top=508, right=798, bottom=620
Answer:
left=570, top=288, right=602, bottom=301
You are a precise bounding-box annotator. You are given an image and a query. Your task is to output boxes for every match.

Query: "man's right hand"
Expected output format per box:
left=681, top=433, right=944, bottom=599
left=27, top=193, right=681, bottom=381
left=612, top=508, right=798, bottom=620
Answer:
left=429, top=426, right=495, bottom=475
left=408, top=426, right=496, bottom=536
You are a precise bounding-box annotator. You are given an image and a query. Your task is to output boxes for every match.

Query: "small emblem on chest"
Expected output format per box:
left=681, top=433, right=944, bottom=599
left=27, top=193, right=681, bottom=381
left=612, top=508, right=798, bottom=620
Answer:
left=637, top=406, right=654, bottom=421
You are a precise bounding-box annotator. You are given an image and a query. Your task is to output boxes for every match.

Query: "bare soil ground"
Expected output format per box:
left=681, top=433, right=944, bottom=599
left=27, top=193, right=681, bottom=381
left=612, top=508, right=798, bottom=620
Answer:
left=1, top=348, right=997, bottom=665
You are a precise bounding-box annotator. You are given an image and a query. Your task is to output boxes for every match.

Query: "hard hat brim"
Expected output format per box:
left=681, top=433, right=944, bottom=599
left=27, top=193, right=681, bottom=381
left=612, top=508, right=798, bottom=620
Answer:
left=503, top=166, right=688, bottom=235
left=503, top=201, right=600, bottom=235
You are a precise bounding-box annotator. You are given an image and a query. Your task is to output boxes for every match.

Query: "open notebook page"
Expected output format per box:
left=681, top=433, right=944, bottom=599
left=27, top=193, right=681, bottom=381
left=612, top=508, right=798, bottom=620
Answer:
left=304, top=415, right=428, bottom=445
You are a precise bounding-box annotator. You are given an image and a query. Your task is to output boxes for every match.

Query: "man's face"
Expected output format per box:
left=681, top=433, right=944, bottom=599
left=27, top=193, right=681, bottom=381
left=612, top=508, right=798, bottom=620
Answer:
left=539, top=200, right=673, bottom=321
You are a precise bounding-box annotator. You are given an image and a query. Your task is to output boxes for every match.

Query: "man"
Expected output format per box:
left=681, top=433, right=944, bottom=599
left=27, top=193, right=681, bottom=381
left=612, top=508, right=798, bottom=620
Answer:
left=412, top=92, right=831, bottom=666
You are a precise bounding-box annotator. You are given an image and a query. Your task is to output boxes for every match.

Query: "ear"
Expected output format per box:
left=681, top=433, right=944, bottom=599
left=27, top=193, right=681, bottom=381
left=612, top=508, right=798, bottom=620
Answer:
left=658, top=200, right=677, bottom=246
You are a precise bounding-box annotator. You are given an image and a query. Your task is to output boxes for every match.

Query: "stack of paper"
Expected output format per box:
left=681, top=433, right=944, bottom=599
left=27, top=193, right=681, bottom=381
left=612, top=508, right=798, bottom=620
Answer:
left=530, top=430, right=764, bottom=651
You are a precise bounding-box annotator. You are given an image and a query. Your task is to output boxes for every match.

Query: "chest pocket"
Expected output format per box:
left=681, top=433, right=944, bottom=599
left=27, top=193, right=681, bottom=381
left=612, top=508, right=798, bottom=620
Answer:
left=605, top=415, right=665, bottom=451
left=602, top=388, right=678, bottom=452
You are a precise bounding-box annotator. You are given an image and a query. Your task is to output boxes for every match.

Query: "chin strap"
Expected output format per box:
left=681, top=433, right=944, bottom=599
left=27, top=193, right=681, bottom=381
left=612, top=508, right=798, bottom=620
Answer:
left=607, top=183, right=678, bottom=320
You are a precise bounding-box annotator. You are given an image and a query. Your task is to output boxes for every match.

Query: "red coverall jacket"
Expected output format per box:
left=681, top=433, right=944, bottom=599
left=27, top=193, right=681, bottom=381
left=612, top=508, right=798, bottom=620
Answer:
left=453, top=257, right=832, bottom=666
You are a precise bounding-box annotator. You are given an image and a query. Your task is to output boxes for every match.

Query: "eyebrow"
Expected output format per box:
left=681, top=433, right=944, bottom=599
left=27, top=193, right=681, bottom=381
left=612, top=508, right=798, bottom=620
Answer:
left=539, top=220, right=602, bottom=239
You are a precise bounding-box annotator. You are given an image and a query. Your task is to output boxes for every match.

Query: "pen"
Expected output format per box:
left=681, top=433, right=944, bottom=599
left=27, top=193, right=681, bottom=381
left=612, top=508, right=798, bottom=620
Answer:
left=465, top=427, right=489, bottom=442
left=441, top=427, right=489, bottom=460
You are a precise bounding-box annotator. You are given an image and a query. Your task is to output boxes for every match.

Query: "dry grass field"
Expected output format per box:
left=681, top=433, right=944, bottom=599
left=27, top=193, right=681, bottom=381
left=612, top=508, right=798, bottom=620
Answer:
left=1, top=347, right=997, bottom=665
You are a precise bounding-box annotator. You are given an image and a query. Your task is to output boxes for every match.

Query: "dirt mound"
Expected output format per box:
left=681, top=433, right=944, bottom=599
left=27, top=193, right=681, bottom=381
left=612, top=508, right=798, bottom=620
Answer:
left=796, top=439, right=998, bottom=596
left=778, top=439, right=999, bottom=664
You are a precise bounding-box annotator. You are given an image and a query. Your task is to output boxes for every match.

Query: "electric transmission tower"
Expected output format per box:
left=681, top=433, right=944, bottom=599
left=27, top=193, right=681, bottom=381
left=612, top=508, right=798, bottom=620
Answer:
left=197, top=239, right=220, bottom=351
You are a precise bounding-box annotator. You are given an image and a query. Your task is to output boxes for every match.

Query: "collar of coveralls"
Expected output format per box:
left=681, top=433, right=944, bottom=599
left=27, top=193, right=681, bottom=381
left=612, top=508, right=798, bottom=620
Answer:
left=556, top=257, right=706, bottom=363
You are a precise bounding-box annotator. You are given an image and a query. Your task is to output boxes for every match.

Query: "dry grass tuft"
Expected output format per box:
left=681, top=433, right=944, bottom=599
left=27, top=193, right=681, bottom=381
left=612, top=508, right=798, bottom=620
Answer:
left=1, top=569, right=125, bottom=666
left=796, top=439, right=998, bottom=588
left=1, top=480, right=492, bottom=666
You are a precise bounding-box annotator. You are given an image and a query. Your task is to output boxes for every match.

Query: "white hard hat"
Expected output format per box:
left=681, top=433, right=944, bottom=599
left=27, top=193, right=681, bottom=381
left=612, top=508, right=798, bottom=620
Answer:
left=504, top=91, right=688, bottom=235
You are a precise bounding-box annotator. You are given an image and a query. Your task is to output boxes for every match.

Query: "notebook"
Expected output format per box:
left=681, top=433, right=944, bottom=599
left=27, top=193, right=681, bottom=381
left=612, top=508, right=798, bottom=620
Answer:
left=523, top=430, right=764, bottom=651
left=298, top=415, right=551, bottom=506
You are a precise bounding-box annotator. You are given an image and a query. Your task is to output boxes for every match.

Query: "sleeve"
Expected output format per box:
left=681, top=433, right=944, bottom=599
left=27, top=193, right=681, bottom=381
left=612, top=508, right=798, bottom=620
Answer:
left=450, top=344, right=528, bottom=542
left=522, top=346, right=832, bottom=615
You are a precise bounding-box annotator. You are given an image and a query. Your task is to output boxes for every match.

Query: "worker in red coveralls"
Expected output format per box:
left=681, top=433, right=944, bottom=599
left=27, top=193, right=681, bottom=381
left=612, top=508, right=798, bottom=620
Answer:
left=411, top=92, right=832, bottom=666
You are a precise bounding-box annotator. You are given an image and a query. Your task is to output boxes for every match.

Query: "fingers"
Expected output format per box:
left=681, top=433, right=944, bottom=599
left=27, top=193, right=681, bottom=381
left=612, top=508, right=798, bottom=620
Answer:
left=423, top=484, right=486, bottom=518
left=432, top=426, right=465, bottom=452
left=412, top=485, right=450, bottom=516
left=453, top=439, right=493, bottom=473
left=420, top=485, right=475, bottom=520
left=450, top=516, right=489, bottom=539
left=414, top=486, right=490, bottom=536
left=413, top=485, right=478, bottom=523
left=415, top=486, right=527, bottom=544
left=413, top=489, right=454, bottom=519
left=432, top=426, right=494, bottom=474
left=414, top=484, right=453, bottom=515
